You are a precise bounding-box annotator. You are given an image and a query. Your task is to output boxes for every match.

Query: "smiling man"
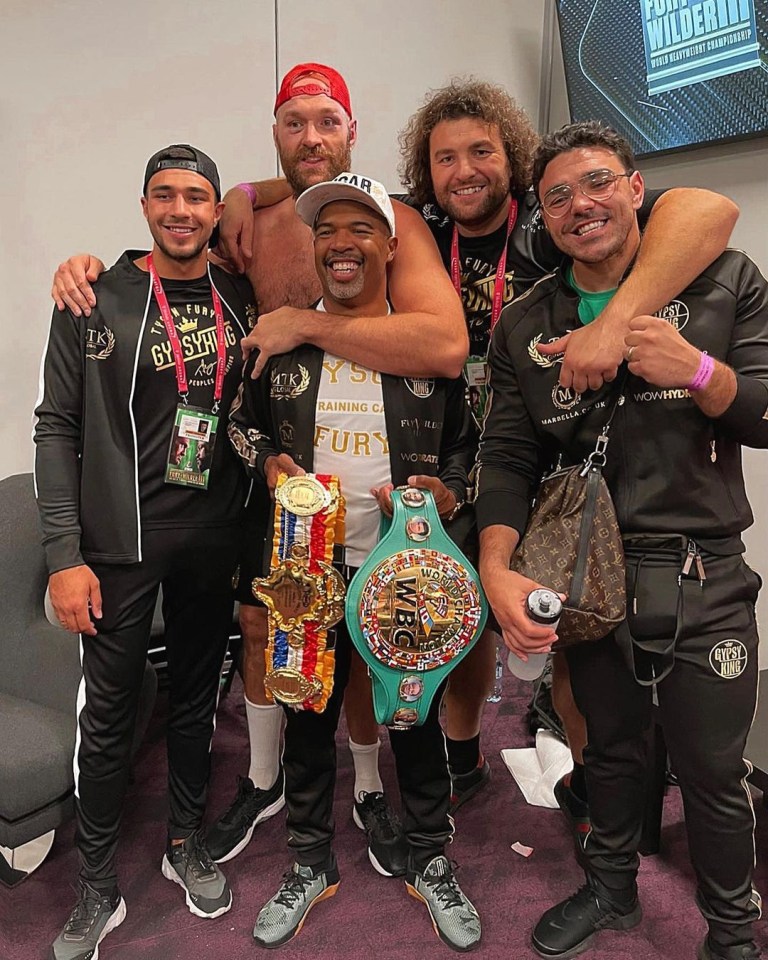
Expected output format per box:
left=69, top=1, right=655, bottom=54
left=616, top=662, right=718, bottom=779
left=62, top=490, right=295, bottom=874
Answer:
left=476, top=121, right=767, bottom=960
left=228, top=173, right=480, bottom=951
left=34, top=144, right=256, bottom=960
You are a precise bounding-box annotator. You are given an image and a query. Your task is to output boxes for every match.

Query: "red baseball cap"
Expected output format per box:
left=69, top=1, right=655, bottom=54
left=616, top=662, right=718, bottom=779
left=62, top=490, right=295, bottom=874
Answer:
left=274, top=62, right=352, bottom=118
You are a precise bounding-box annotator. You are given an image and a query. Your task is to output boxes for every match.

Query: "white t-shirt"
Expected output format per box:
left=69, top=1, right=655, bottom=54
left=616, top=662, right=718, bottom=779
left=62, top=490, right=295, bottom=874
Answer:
left=313, top=302, right=390, bottom=567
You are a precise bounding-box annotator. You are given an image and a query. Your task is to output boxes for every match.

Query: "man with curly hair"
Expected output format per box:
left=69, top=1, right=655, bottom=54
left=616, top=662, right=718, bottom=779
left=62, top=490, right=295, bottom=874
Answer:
left=397, top=77, right=739, bottom=821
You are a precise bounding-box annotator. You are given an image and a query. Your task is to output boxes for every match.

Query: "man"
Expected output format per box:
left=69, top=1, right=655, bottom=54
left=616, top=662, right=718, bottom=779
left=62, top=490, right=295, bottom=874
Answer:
left=229, top=173, right=481, bottom=951
left=476, top=120, right=765, bottom=960
left=34, top=145, right=256, bottom=960
left=48, top=64, right=466, bottom=877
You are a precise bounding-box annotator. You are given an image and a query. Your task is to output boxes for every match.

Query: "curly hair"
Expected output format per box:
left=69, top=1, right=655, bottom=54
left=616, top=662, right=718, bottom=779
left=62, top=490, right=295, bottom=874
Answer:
left=532, top=121, right=636, bottom=197
left=398, top=78, right=539, bottom=206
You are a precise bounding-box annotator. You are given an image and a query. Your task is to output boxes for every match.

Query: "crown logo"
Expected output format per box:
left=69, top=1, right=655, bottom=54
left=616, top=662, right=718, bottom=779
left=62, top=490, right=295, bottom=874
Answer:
left=177, top=317, right=198, bottom=333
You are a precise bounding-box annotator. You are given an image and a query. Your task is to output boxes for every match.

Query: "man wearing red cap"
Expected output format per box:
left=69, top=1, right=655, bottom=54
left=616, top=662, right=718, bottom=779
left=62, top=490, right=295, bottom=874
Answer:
left=48, top=63, right=467, bottom=882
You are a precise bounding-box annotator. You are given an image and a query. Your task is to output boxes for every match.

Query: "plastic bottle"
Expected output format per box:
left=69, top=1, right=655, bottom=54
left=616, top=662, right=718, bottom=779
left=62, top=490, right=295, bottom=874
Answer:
left=507, top=588, right=562, bottom=681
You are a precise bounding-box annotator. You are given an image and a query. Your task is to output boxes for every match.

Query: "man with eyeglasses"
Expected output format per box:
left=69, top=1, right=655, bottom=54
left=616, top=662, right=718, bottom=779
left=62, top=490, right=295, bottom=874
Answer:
left=476, top=121, right=767, bottom=960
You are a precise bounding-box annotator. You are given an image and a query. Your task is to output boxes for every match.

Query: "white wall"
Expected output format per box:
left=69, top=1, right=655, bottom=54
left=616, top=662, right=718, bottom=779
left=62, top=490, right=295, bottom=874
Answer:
left=1, top=0, right=546, bottom=484
left=547, top=16, right=768, bottom=663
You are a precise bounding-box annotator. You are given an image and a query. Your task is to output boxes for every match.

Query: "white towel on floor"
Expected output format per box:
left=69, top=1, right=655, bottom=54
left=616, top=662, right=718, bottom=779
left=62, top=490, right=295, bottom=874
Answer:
left=500, top=730, right=574, bottom=808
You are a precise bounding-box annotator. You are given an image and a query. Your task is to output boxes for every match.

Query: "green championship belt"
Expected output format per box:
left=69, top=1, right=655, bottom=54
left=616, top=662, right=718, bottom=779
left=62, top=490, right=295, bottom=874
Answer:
left=345, top=487, right=487, bottom=730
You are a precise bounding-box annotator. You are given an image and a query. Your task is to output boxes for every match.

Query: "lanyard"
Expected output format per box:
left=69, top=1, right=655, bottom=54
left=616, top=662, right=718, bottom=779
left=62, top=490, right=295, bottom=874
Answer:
left=147, top=253, right=227, bottom=409
left=450, top=197, right=518, bottom=334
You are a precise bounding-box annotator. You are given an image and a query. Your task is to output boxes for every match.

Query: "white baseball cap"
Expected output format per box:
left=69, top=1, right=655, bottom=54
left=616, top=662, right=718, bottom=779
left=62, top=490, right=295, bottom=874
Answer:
left=296, top=172, right=396, bottom=236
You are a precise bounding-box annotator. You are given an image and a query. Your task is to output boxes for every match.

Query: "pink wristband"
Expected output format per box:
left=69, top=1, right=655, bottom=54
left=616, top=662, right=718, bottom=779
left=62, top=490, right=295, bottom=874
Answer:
left=235, top=182, right=257, bottom=206
left=688, top=351, right=715, bottom=392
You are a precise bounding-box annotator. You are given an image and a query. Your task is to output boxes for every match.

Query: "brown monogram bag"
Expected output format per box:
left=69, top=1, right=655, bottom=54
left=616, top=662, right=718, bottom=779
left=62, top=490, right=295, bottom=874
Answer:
left=510, top=387, right=627, bottom=647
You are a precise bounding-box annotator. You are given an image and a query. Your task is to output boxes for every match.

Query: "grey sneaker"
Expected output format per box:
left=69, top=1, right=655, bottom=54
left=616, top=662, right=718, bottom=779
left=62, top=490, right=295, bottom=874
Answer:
left=406, top=856, right=482, bottom=952
left=161, top=831, right=232, bottom=919
left=253, top=858, right=340, bottom=947
left=50, top=879, right=126, bottom=960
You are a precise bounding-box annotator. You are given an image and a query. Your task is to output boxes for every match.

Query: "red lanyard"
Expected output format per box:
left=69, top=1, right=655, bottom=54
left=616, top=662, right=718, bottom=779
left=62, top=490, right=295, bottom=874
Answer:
left=147, top=253, right=227, bottom=408
left=450, top=198, right=518, bottom=334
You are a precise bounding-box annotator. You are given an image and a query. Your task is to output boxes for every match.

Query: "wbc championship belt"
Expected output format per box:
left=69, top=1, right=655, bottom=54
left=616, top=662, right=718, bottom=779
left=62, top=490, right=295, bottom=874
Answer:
left=253, top=473, right=346, bottom=713
left=345, top=487, right=487, bottom=729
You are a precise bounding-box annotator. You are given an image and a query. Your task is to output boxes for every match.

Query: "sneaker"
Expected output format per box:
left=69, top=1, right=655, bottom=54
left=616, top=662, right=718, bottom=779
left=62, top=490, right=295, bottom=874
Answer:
left=553, top=773, right=591, bottom=863
left=531, top=880, right=641, bottom=958
left=353, top=791, right=408, bottom=877
left=206, top=770, right=285, bottom=863
left=161, top=831, right=232, bottom=919
left=698, top=939, right=762, bottom=960
left=449, top=757, right=491, bottom=813
left=406, top=855, right=482, bottom=952
left=50, top=879, right=126, bottom=960
left=253, top=857, right=340, bottom=947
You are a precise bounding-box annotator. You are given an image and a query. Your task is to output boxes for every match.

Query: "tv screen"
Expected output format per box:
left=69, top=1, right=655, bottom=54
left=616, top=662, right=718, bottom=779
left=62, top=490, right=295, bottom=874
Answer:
left=555, top=0, right=768, bottom=157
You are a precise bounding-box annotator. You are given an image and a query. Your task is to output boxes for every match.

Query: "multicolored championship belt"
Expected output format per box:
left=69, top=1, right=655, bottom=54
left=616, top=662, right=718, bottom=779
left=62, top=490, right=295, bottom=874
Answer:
left=345, top=487, right=487, bottom=729
left=253, top=474, right=346, bottom=713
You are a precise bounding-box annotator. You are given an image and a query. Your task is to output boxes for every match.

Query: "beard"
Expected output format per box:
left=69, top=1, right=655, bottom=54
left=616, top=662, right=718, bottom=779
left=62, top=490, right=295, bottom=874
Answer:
left=436, top=177, right=510, bottom=231
left=281, top=139, right=353, bottom=196
left=324, top=262, right=366, bottom=301
left=150, top=223, right=211, bottom=264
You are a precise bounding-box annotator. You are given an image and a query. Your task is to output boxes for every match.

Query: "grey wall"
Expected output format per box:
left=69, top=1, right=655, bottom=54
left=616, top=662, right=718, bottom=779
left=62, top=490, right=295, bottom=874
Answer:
left=1, top=0, right=546, bottom=483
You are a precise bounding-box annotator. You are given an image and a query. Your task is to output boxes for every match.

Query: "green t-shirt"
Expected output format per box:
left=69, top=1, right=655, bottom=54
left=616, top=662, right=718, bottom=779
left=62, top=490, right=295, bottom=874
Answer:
left=567, top=265, right=617, bottom=325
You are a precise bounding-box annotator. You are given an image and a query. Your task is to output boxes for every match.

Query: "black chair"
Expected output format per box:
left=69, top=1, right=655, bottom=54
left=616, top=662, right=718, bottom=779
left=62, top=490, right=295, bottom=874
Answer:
left=0, top=473, right=157, bottom=883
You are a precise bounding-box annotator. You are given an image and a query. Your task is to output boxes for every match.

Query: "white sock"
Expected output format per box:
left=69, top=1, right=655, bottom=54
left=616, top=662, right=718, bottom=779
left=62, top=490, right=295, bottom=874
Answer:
left=245, top=696, right=283, bottom=789
left=348, top=737, right=384, bottom=800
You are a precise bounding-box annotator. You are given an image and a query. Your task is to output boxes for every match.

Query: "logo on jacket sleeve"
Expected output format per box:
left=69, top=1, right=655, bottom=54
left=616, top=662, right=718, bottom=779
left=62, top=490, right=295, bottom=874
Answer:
left=85, top=326, right=115, bottom=360
left=405, top=377, right=435, bottom=398
left=654, top=300, right=689, bottom=331
left=270, top=365, right=310, bottom=400
left=709, top=639, right=747, bottom=679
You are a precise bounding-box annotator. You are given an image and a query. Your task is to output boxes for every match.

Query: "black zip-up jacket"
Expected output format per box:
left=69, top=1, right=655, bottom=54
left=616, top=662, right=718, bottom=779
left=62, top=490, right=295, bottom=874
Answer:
left=228, top=343, right=476, bottom=559
left=475, top=250, right=768, bottom=552
left=33, top=251, right=252, bottom=574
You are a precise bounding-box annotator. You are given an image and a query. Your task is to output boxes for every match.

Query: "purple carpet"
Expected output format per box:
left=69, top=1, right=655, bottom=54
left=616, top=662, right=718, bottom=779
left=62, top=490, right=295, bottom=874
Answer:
left=3, top=675, right=767, bottom=960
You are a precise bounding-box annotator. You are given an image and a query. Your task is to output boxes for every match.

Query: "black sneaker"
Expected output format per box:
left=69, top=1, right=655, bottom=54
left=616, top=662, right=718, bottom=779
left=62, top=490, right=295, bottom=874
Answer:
left=553, top=773, right=591, bottom=864
left=206, top=770, right=285, bottom=863
left=253, top=857, right=340, bottom=947
left=449, top=757, right=491, bottom=813
left=352, top=791, right=408, bottom=877
left=406, top=855, right=482, bottom=952
left=698, top=939, right=762, bottom=960
left=50, top=879, right=126, bottom=960
left=532, top=880, right=641, bottom=958
left=161, top=831, right=232, bottom=919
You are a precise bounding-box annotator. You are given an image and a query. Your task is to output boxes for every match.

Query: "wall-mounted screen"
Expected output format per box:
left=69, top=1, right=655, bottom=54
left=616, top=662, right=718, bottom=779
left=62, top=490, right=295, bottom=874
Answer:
left=555, top=0, right=768, bottom=157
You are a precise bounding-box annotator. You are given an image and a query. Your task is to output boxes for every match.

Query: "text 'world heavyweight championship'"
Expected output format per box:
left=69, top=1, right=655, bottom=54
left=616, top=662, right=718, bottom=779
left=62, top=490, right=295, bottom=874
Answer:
left=253, top=473, right=346, bottom=712
left=345, top=487, right=487, bottom=730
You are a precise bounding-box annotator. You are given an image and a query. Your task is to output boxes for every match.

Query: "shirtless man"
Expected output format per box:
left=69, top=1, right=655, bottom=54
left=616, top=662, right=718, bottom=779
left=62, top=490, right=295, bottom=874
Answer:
left=49, top=63, right=467, bottom=878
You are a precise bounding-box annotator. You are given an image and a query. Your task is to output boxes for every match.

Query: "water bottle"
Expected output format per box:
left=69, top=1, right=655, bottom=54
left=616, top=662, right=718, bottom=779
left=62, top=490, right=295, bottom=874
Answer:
left=507, top=588, right=562, bottom=681
left=486, top=642, right=504, bottom=702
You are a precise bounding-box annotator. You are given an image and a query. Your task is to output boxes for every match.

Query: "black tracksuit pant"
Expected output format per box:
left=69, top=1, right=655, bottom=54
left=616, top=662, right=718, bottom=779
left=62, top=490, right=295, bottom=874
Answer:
left=76, top=526, right=240, bottom=890
left=282, top=619, right=452, bottom=873
left=566, top=550, right=762, bottom=948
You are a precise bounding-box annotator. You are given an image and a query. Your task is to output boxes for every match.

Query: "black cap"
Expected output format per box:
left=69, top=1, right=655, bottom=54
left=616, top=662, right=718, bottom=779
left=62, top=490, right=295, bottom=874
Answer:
left=143, top=144, right=221, bottom=200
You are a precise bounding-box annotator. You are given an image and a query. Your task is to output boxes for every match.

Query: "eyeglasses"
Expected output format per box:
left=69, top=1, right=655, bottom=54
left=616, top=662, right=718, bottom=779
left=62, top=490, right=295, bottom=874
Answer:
left=541, top=169, right=634, bottom=218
